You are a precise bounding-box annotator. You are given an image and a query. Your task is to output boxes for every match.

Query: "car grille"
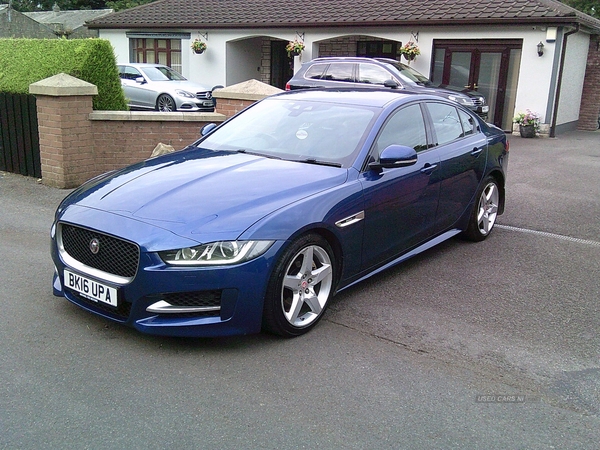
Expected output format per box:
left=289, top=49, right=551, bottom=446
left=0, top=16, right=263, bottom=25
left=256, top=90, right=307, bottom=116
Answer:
left=162, top=290, right=221, bottom=308
left=195, top=91, right=212, bottom=100
left=60, top=224, right=140, bottom=279
left=472, top=97, right=485, bottom=106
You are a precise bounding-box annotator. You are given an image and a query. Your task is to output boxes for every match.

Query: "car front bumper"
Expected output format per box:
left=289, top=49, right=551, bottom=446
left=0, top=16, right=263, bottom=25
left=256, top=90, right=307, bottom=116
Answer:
left=51, top=225, right=285, bottom=337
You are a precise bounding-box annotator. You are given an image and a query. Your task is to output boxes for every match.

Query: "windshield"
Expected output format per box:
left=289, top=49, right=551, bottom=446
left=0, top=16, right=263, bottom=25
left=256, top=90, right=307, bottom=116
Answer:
left=141, top=66, right=187, bottom=82
left=198, top=97, right=377, bottom=168
left=383, top=61, right=432, bottom=86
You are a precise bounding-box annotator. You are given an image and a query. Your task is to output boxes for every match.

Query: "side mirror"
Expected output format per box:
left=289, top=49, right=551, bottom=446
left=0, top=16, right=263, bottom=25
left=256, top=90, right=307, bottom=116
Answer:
left=200, top=123, right=218, bottom=136
left=383, top=79, right=400, bottom=89
left=369, top=145, right=417, bottom=170
left=135, top=77, right=146, bottom=84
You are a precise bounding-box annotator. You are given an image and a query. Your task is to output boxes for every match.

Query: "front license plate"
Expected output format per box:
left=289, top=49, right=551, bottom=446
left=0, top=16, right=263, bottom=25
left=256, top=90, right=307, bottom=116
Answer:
left=202, top=101, right=214, bottom=106
left=64, top=270, right=118, bottom=307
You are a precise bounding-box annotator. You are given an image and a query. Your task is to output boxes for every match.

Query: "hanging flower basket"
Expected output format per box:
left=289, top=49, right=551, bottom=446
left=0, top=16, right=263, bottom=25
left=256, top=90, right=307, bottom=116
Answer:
left=399, top=41, right=420, bottom=62
left=286, top=39, right=305, bottom=57
left=191, top=39, right=207, bottom=54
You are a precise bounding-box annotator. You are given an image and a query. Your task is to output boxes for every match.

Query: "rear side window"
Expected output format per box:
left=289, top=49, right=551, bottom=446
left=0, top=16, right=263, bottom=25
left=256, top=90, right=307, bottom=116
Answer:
left=358, top=63, right=393, bottom=85
left=323, top=63, right=354, bottom=82
left=304, top=64, right=327, bottom=80
left=426, top=102, right=464, bottom=145
left=458, top=109, right=476, bottom=136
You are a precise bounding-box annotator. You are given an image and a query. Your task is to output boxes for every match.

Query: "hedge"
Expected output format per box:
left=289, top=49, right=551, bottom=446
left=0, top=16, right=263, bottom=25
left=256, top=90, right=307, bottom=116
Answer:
left=0, top=38, right=127, bottom=111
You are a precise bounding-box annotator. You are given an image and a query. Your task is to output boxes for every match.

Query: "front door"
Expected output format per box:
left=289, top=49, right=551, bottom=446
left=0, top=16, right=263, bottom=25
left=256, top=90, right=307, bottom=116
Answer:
left=271, top=41, right=294, bottom=89
left=360, top=103, right=441, bottom=270
left=431, top=40, right=522, bottom=131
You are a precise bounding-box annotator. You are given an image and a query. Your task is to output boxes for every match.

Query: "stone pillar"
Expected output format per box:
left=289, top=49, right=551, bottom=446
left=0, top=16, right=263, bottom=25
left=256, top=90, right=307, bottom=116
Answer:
left=29, top=73, right=98, bottom=188
left=577, top=35, right=600, bottom=131
left=213, top=79, right=283, bottom=118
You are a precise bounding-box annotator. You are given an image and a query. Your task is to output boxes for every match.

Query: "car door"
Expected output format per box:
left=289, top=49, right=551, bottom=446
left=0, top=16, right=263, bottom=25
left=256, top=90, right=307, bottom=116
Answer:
left=359, top=102, right=441, bottom=271
left=423, top=102, right=487, bottom=230
left=118, top=66, right=155, bottom=109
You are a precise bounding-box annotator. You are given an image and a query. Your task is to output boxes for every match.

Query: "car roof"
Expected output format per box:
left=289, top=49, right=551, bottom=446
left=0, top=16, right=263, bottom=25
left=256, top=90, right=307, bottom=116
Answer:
left=117, top=63, right=169, bottom=68
left=269, top=88, right=437, bottom=108
left=306, top=57, right=398, bottom=65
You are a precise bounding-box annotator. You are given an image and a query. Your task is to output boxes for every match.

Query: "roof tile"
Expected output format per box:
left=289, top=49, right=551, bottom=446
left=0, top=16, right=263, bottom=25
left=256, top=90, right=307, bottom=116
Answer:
left=87, top=0, right=600, bottom=32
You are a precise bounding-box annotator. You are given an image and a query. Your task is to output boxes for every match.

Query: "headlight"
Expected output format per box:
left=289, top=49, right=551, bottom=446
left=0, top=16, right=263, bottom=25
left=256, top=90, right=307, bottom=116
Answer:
left=447, top=94, right=474, bottom=107
left=159, top=240, right=274, bottom=266
left=175, top=90, right=196, bottom=99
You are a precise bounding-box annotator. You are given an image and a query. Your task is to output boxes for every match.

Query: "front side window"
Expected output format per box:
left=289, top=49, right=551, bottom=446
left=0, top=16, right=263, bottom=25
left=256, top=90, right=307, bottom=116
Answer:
left=119, top=66, right=142, bottom=80
left=374, top=103, right=428, bottom=156
left=358, top=64, right=393, bottom=85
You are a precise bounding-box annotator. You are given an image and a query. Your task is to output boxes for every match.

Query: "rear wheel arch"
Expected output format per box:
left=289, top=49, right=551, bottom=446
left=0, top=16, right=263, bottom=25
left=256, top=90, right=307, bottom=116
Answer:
left=487, top=170, right=506, bottom=214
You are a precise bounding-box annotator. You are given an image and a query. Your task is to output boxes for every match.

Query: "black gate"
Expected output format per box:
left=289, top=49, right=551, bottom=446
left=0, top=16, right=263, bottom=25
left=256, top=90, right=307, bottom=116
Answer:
left=0, top=93, right=41, bottom=178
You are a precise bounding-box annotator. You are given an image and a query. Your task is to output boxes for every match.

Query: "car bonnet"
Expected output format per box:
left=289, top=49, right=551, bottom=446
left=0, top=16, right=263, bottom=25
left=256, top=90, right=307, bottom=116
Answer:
left=66, top=149, right=348, bottom=244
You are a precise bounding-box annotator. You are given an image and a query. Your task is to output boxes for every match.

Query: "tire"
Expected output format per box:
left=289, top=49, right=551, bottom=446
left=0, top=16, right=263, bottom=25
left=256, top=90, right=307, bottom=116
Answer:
left=462, top=176, right=500, bottom=242
left=262, top=234, right=336, bottom=337
left=156, top=94, right=176, bottom=112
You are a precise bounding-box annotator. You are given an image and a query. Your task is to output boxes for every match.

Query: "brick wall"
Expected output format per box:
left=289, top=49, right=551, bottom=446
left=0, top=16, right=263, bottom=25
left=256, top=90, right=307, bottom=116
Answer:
left=577, top=35, right=600, bottom=131
left=318, top=36, right=360, bottom=57
left=31, top=74, right=276, bottom=188
left=90, top=117, right=212, bottom=174
left=36, top=93, right=224, bottom=188
left=214, top=98, right=256, bottom=118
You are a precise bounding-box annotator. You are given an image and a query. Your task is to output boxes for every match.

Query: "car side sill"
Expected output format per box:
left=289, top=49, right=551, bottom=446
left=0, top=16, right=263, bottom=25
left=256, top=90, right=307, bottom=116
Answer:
left=338, top=229, right=462, bottom=293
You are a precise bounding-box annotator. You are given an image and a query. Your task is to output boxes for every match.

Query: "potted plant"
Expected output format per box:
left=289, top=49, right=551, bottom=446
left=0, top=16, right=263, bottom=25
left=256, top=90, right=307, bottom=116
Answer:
left=286, top=39, right=305, bottom=57
left=191, top=39, right=207, bottom=54
left=399, top=41, right=420, bottom=62
left=513, top=110, right=540, bottom=138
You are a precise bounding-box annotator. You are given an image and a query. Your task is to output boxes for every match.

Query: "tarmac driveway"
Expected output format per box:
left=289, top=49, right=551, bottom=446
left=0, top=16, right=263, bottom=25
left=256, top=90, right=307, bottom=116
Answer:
left=327, top=130, right=600, bottom=415
left=0, top=130, right=599, bottom=448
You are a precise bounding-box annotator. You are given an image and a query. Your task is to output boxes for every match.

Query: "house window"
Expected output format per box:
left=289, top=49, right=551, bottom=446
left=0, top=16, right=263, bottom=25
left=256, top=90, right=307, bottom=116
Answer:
left=131, top=38, right=182, bottom=72
left=357, top=40, right=401, bottom=59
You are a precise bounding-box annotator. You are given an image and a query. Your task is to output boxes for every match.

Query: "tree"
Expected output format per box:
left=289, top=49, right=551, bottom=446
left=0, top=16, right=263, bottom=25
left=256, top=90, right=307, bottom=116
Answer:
left=105, top=0, right=158, bottom=11
left=562, top=0, right=600, bottom=19
left=10, top=0, right=108, bottom=12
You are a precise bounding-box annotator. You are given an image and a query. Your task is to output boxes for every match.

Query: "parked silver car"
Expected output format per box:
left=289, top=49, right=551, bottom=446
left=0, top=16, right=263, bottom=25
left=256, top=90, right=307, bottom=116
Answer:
left=117, top=63, right=215, bottom=112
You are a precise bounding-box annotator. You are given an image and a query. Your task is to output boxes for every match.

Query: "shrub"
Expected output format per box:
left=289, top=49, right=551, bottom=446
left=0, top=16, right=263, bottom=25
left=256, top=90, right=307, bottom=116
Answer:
left=0, top=38, right=127, bottom=111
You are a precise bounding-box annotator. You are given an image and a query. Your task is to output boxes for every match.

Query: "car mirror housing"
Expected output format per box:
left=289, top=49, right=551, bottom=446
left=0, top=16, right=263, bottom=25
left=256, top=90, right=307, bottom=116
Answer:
left=369, top=144, right=418, bottom=170
left=383, top=79, right=400, bottom=89
left=201, top=123, right=218, bottom=136
left=135, top=76, right=146, bottom=84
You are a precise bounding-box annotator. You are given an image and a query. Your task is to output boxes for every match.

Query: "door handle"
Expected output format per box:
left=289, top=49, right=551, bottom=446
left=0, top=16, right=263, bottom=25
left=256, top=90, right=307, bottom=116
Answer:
left=420, top=163, right=438, bottom=174
left=471, top=147, right=484, bottom=156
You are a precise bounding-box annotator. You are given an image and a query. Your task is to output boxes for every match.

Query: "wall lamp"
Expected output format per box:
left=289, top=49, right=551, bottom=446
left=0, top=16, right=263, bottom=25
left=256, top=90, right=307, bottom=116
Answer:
left=537, top=41, right=544, bottom=57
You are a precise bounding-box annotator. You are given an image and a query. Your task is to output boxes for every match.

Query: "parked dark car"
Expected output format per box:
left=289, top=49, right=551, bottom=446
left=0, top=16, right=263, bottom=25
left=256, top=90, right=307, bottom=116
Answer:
left=51, top=89, right=508, bottom=338
left=117, top=63, right=215, bottom=112
left=286, top=57, right=489, bottom=119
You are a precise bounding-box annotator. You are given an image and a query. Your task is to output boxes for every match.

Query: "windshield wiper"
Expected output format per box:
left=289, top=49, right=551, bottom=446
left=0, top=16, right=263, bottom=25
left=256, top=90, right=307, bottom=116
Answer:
left=235, top=149, right=281, bottom=160
left=296, top=158, right=342, bottom=168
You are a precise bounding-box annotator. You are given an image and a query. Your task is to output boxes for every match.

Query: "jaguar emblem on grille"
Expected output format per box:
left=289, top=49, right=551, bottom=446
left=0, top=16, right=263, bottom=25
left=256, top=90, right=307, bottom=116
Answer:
left=89, top=238, right=100, bottom=255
